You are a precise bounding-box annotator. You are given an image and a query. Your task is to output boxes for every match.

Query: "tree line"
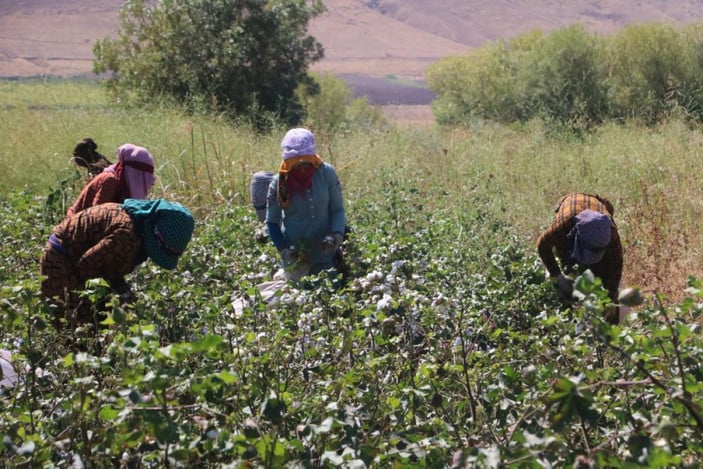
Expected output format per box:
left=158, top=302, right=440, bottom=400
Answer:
left=426, top=23, right=703, bottom=129
left=93, top=1, right=703, bottom=131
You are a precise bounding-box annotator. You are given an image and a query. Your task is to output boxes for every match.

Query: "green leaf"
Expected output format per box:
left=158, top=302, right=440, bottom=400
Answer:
left=262, top=397, right=286, bottom=425
left=213, top=370, right=237, bottom=384
left=191, top=334, right=223, bottom=353
left=99, top=405, right=121, bottom=421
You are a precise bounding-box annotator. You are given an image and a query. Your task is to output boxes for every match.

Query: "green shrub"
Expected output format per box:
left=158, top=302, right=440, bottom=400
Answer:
left=604, top=23, right=703, bottom=124
left=93, top=0, right=326, bottom=126
left=519, top=25, right=609, bottom=128
left=298, top=71, right=387, bottom=135
left=429, top=22, right=703, bottom=128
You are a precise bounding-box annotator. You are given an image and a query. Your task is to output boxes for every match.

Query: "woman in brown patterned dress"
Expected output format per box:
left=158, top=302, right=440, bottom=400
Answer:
left=40, top=199, right=194, bottom=328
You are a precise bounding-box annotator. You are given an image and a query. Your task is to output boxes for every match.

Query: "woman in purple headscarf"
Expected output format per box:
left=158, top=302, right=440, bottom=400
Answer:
left=66, top=143, right=156, bottom=218
left=537, top=192, right=624, bottom=324
left=265, top=128, right=346, bottom=283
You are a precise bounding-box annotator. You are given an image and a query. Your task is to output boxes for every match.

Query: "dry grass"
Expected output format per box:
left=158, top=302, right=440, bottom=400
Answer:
left=381, top=105, right=435, bottom=128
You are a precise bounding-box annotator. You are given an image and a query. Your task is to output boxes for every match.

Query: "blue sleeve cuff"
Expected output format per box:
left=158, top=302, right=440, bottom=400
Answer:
left=266, top=222, right=288, bottom=251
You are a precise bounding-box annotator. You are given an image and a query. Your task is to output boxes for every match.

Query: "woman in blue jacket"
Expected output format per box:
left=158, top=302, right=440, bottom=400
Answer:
left=266, top=128, right=346, bottom=282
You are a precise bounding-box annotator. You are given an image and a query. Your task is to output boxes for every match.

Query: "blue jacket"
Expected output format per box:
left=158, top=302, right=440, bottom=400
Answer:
left=266, top=162, right=345, bottom=265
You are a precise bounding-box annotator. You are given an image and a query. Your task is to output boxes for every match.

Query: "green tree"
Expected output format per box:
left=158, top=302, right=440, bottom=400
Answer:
left=427, top=43, right=520, bottom=125
left=298, top=72, right=350, bottom=132
left=297, top=72, right=386, bottom=135
left=519, top=25, right=608, bottom=128
left=604, top=23, right=703, bottom=124
left=93, top=0, right=326, bottom=126
left=426, top=30, right=541, bottom=125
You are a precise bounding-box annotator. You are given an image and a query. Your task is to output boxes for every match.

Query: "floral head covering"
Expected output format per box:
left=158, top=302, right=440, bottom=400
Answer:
left=570, top=209, right=612, bottom=265
left=281, top=128, right=317, bottom=159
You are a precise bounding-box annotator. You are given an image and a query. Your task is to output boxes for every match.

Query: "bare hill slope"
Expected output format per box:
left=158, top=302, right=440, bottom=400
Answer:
left=363, top=0, right=703, bottom=48
left=1, top=0, right=702, bottom=82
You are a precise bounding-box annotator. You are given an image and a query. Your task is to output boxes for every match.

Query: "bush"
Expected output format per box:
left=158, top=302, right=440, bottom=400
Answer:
left=93, top=0, right=326, bottom=126
left=429, top=23, right=703, bottom=128
left=297, top=72, right=387, bottom=135
left=604, top=23, right=703, bottom=124
left=519, top=25, right=609, bottom=128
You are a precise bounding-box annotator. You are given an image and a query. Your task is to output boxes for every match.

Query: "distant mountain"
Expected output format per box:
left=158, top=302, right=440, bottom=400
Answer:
left=1, top=0, right=702, bottom=103
left=313, top=0, right=703, bottom=78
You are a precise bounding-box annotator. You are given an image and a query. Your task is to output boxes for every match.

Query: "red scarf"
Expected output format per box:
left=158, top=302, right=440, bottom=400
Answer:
left=288, top=164, right=315, bottom=193
left=276, top=155, right=323, bottom=208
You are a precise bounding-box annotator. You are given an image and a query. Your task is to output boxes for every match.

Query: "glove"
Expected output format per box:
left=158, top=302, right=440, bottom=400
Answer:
left=280, top=247, right=298, bottom=267
left=555, top=273, right=574, bottom=297
left=254, top=223, right=269, bottom=244
left=321, top=233, right=344, bottom=253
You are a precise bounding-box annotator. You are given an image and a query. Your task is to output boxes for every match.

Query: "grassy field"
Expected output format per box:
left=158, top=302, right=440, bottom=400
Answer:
left=2, top=78, right=701, bottom=301
left=2, top=78, right=703, bottom=466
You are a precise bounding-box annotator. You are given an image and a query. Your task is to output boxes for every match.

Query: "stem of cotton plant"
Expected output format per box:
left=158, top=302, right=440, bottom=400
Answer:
left=200, top=125, right=214, bottom=199
left=655, top=293, right=693, bottom=401
left=602, top=325, right=703, bottom=431
left=456, top=308, right=476, bottom=424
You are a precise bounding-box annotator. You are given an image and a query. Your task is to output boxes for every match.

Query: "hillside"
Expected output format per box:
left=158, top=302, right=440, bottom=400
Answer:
left=1, top=0, right=703, bottom=108
left=3, top=0, right=703, bottom=79
left=363, top=0, right=703, bottom=48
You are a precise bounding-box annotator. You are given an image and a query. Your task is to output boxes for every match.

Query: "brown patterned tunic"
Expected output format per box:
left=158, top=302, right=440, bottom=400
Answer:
left=66, top=171, right=120, bottom=218
left=40, top=203, right=144, bottom=309
left=537, top=192, right=623, bottom=303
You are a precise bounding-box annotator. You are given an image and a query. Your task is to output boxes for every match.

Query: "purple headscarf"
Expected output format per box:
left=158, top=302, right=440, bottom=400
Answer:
left=105, top=144, right=156, bottom=199
left=281, top=128, right=317, bottom=159
left=570, top=209, right=613, bottom=265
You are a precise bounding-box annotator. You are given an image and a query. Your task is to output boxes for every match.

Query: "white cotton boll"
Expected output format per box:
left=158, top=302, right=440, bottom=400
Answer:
left=231, top=297, right=250, bottom=318
left=1, top=349, right=18, bottom=389
left=431, top=294, right=446, bottom=307
left=366, top=271, right=383, bottom=282
left=390, top=260, right=405, bottom=275
left=377, top=294, right=393, bottom=311
left=255, top=332, right=269, bottom=343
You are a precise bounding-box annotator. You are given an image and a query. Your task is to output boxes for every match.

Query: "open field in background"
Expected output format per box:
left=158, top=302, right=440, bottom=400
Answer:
left=4, top=0, right=703, bottom=78
left=2, top=79, right=703, bottom=307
